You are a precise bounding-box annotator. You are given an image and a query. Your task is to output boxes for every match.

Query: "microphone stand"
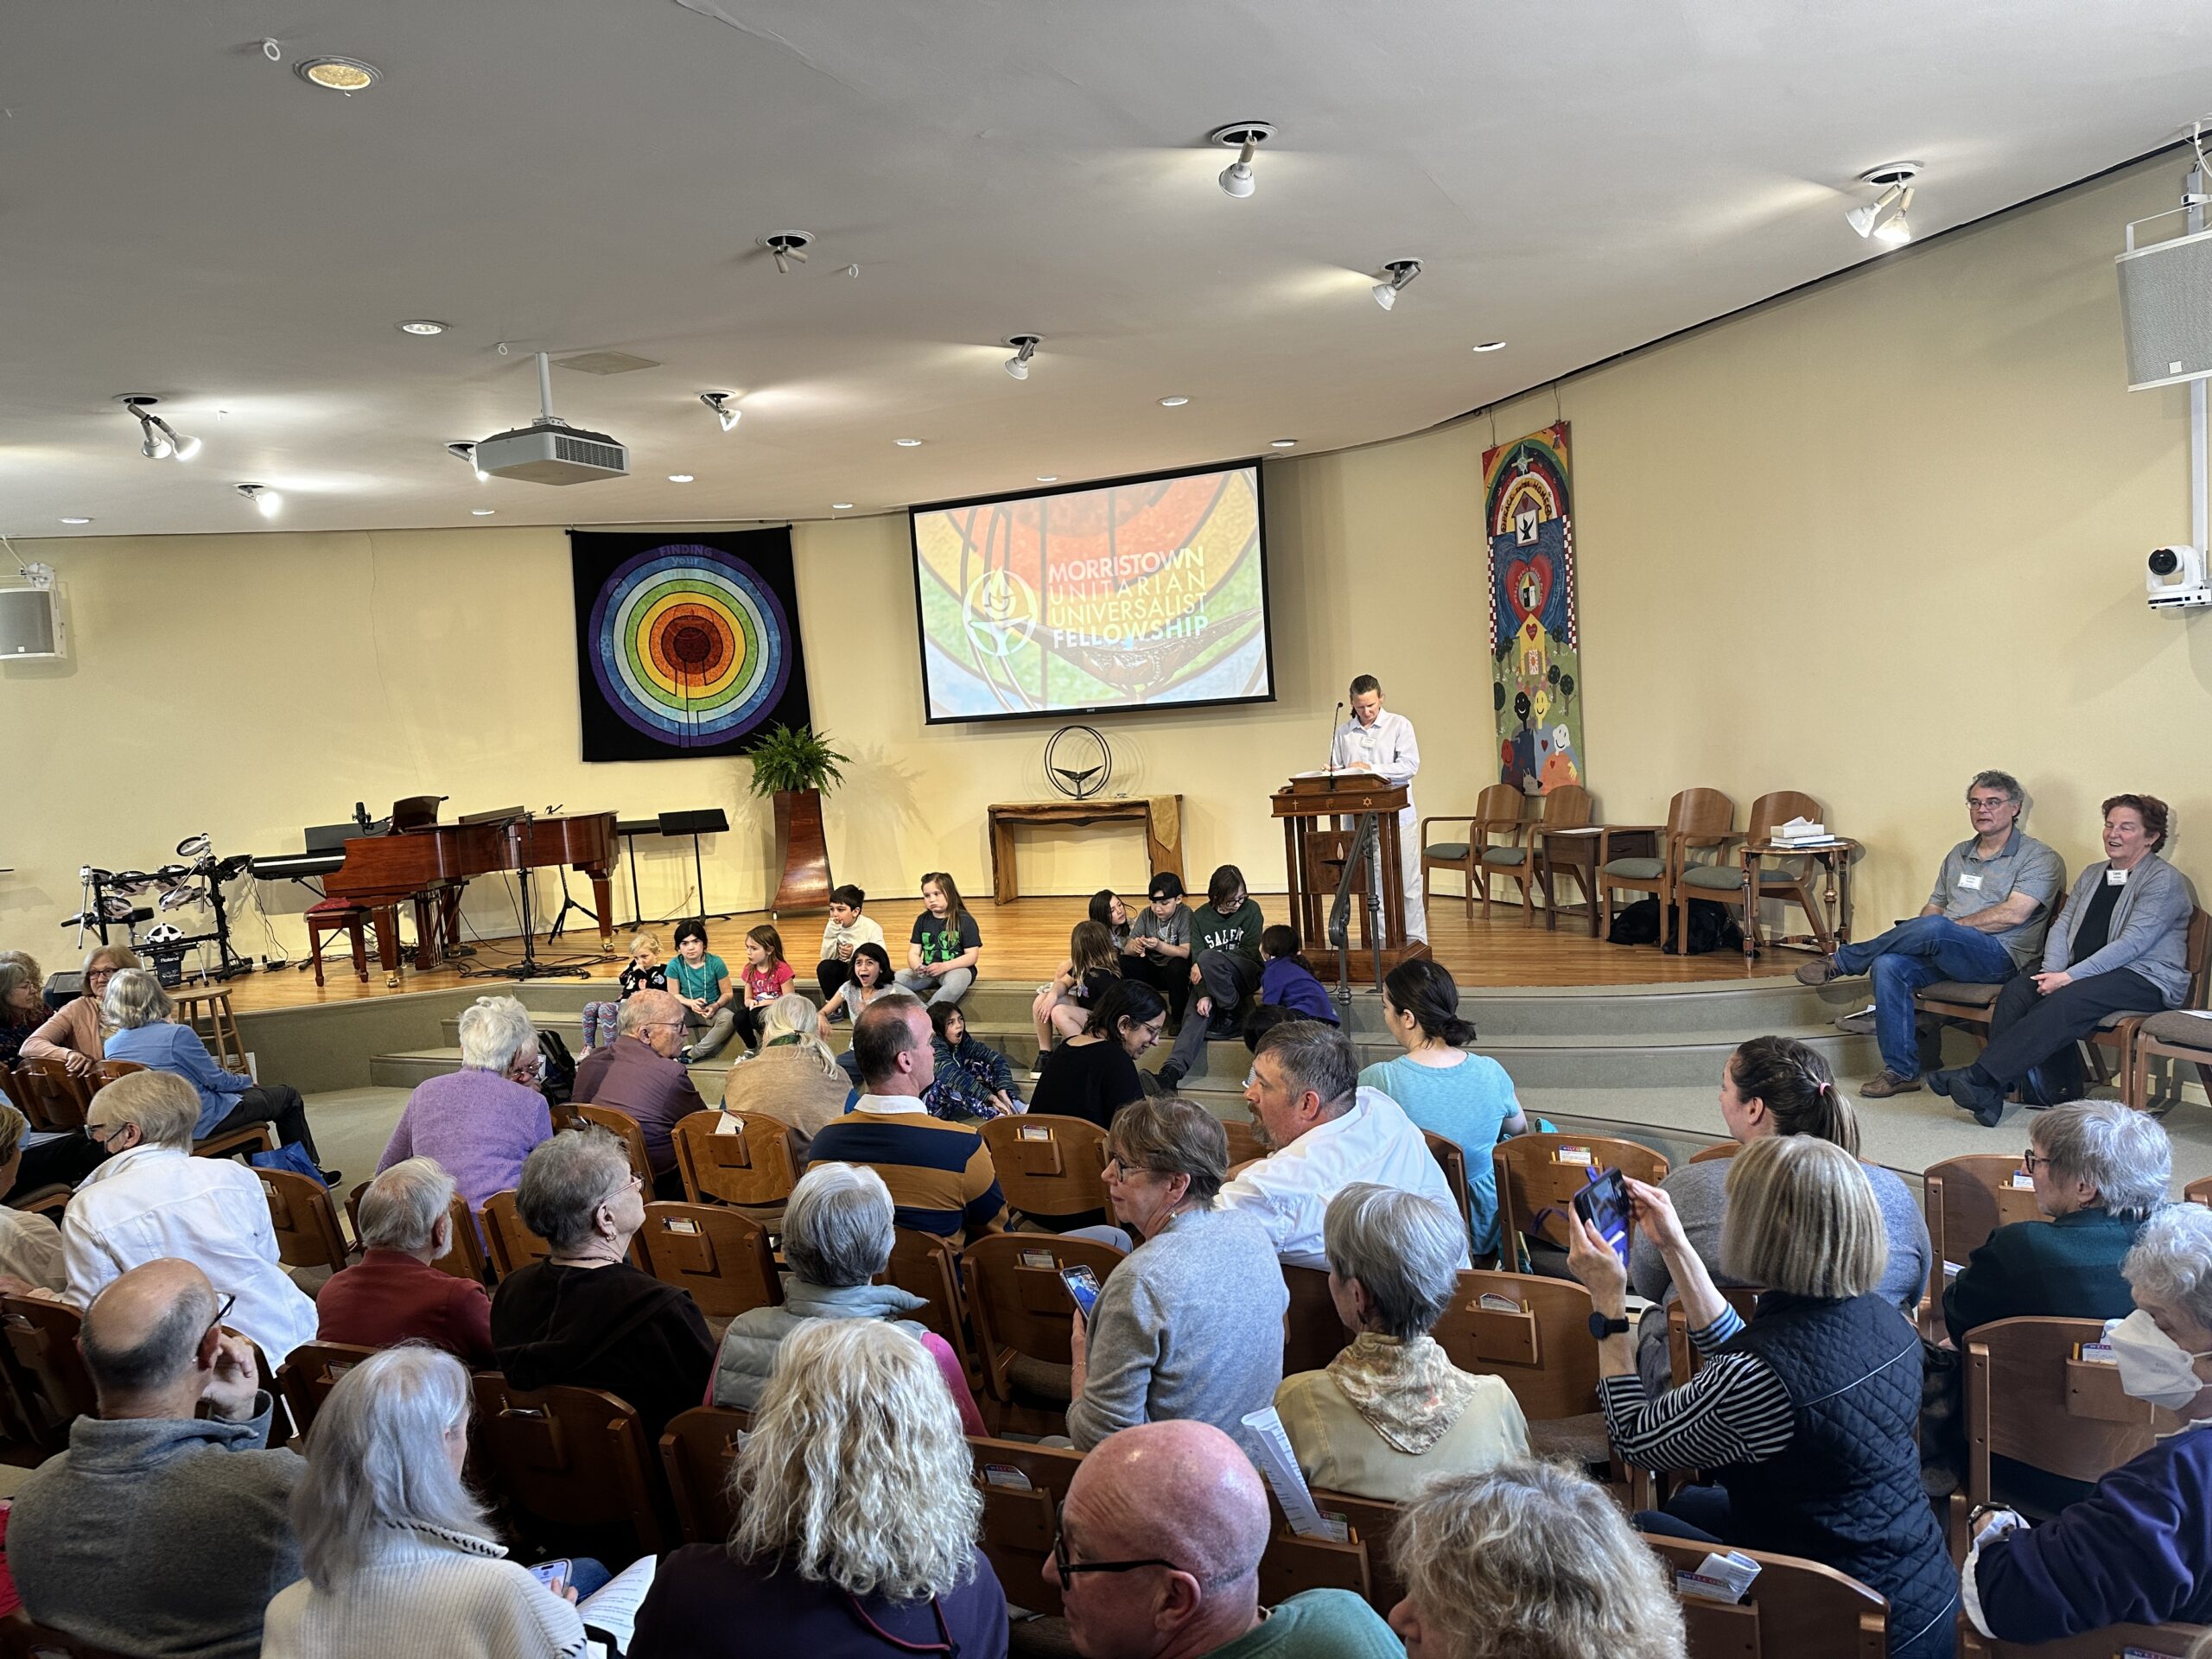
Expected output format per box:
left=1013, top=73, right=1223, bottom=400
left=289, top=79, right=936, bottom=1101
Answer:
left=482, top=811, right=591, bottom=982
left=1324, top=700, right=1345, bottom=791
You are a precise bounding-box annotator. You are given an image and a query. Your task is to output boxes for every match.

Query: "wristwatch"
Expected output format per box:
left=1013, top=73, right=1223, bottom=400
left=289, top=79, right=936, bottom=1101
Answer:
left=1588, top=1311, right=1630, bottom=1340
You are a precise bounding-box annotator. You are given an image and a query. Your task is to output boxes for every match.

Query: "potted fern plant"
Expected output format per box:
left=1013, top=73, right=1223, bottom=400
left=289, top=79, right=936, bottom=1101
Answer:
left=744, top=722, right=849, bottom=913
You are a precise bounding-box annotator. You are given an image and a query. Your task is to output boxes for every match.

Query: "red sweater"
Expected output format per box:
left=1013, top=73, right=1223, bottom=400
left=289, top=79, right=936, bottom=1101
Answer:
left=315, top=1249, right=496, bottom=1367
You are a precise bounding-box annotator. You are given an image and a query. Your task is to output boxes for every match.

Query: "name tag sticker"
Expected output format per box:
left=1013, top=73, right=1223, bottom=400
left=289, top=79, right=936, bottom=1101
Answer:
left=1477, top=1293, right=1525, bottom=1313
left=982, top=1464, right=1033, bottom=1491
left=1555, top=1145, right=1594, bottom=1166
left=1956, top=873, right=1984, bottom=891
left=1018, top=1123, right=1052, bottom=1141
left=664, top=1217, right=699, bottom=1235
left=1019, top=1249, right=1058, bottom=1271
left=2079, top=1341, right=2117, bottom=1363
left=2009, top=1172, right=2037, bottom=1190
left=2107, top=868, right=2129, bottom=886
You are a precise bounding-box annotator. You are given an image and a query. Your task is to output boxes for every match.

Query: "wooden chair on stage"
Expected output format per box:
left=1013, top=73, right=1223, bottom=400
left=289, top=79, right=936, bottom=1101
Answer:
left=1594, top=788, right=1735, bottom=944
left=636, top=1202, right=781, bottom=1319
left=659, top=1405, right=749, bottom=1546
left=305, top=896, right=403, bottom=987
left=1639, top=1534, right=1889, bottom=1658
left=1503, top=783, right=1595, bottom=926
left=979, top=1115, right=1110, bottom=1228
left=1672, top=789, right=1832, bottom=957
left=1420, top=785, right=1528, bottom=918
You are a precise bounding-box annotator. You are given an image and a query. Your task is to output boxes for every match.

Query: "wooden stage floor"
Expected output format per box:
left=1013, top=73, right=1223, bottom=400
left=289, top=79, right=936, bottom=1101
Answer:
left=205, top=892, right=1796, bottom=1014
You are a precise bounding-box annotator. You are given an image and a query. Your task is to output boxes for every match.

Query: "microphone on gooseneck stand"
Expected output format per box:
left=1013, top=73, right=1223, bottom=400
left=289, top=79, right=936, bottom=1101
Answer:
left=1325, top=700, right=1345, bottom=785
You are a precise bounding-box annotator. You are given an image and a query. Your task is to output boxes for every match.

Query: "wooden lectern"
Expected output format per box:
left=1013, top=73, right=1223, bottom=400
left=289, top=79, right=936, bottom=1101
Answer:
left=1273, top=772, right=1432, bottom=983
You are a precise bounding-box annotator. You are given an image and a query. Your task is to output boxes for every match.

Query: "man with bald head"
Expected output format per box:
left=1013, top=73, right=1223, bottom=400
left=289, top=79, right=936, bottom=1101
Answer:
left=10, top=1258, right=302, bottom=1659
left=1048, top=1420, right=1399, bottom=1657
left=573, top=986, right=705, bottom=1195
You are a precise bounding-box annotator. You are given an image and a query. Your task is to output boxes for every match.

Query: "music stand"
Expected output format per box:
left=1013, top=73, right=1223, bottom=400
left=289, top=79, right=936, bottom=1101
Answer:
left=660, top=809, right=731, bottom=918
left=614, top=817, right=659, bottom=927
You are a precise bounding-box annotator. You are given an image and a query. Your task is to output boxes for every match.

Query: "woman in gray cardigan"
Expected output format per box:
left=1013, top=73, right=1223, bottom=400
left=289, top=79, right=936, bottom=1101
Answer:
left=1933, top=793, right=2194, bottom=1128
left=1067, top=1096, right=1287, bottom=1458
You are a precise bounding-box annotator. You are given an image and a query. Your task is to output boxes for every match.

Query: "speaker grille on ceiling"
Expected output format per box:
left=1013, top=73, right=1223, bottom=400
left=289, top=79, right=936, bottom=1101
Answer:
left=2117, top=226, right=2212, bottom=391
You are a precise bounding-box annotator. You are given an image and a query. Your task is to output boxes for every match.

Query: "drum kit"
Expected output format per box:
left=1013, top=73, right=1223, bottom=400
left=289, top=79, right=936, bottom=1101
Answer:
left=62, top=832, right=256, bottom=980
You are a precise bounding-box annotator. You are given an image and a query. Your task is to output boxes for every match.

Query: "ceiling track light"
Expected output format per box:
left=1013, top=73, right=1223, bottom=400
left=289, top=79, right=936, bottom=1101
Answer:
left=1210, top=122, right=1275, bottom=200
left=1003, top=335, right=1041, bottom=380
left=235, top=483, right=282, bottom=518
left=1371, top=258, right=1422, bottom=310
left=1847, top=162, right=1923, bottom=244
left=699, top=391, right=742, bottom=432
left=115, top=394, right=198, bottom=461
left=446, top=441, right=488, bottom=481
left=760, top=231, right=814, bottom=275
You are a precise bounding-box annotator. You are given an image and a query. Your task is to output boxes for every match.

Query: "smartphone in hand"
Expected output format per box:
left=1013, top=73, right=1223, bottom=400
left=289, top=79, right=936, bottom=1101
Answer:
left=1571, top=1167, right=1632, bottom=1263
left=1059, top=1264, right=1102, bottom=1319
left=530, top=1560, right=572, bottom=1591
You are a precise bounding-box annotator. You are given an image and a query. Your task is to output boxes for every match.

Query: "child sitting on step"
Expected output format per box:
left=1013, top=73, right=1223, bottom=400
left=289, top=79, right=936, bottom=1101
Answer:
left=580, top=932, right=668, bottom=1051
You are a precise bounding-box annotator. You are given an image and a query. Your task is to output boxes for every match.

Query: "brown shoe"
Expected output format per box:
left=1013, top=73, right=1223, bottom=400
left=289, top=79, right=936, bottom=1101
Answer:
left=1795, top=957, right=1840, bottom=986
left=1858, top=1069, right=1923, bottom=1098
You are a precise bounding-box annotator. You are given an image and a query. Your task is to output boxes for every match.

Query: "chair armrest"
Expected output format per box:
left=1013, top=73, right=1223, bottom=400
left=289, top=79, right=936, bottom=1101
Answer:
left=1597, top=826, right=1659, bottom=865
left=195, top=1124, right=277, bottom=1161
left=1418, top=816, right=1477, bottom=836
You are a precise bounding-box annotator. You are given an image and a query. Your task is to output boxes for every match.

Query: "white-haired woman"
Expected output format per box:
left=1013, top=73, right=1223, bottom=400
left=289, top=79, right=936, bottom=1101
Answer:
left=715, top=993, right=853, bottom=1161
left=713, top=1163, right=983, bottom=1430
left=631, top=1319, right=1007, bottom=1657
left=378, top=995, right=552, bottom=1225
left=20, top=944, right=139, bottom=1077
left=1389, top=1459, right=1686, bottom=1659
left=262, top=1344, right=590, bottom=1658
left=1569, top=1135, right=1956, bottom=1659
left=1275, top=1183, right=1528, bottom=1501
left=1967, top=1202, right=2212, bottom=1640
left=103, top=969, right=327, bottom=1174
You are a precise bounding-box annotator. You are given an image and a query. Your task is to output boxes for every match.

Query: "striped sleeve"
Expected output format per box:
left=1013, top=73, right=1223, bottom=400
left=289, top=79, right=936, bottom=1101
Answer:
left=963, top=1145, right=1007, bottom=1238
left=1599, top=1347, right=1795, bottom=1471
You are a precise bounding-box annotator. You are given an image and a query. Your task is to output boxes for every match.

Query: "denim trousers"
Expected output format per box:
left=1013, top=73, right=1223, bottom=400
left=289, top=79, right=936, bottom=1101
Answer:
left=1832, top=915, right=2015, bottom=1077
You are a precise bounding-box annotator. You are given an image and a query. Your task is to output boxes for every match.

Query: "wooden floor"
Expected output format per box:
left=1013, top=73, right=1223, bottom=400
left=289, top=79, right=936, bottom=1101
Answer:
left=200, top=890, right=1794, bottom=1014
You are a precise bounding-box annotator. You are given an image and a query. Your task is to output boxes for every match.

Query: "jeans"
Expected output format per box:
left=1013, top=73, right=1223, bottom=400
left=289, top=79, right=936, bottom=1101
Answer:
left=1633, top=1484, right=1732, bottom=1542
left=683, top=1005, right=738, bottom=1060
left=211, top=1084, right=321, bottom=1164
left=896, top=966, right=974, bottom=1007
left=1971, top=969, right=2164, bottom=1091
left=1833, top=915, right=2016, bottom=1077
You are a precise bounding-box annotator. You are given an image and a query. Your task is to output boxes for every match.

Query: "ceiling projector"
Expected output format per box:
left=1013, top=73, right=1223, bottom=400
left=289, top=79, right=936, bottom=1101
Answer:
left=474, top=351, right=629, bottom=485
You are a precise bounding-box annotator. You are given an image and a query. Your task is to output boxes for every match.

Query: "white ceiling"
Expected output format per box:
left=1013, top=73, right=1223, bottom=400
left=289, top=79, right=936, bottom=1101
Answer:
left=3, top=1, right=2209, bottom=538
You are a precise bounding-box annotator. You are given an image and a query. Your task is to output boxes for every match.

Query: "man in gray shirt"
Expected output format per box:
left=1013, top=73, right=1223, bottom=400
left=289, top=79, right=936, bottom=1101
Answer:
left=10, top=1258, right=302, bottom=1659
left=1796, top=770, right=2063, bottom=1097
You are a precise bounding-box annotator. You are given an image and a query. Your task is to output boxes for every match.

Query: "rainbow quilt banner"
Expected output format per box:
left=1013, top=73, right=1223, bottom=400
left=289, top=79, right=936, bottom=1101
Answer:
left=1482, top=423, right=1585, bottom=794
left=569, top=528, right=812, bottom=761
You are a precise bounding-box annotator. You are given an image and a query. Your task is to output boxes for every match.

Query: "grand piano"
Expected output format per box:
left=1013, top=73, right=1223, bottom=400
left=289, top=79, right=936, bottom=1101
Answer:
left=315, top=798, right=617, bottom=969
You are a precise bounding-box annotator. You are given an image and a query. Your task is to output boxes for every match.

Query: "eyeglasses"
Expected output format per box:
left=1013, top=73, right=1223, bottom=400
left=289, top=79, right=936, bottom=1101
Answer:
left=2020, top=1149, right=2050, bottom=1174
left=1053, top=1503, right=1188, bottom=1583
left=1966, top=798, right=2013, bottom=812
left=204, top=1292, right=237, bottom=1344
left=1102, top=1157, right=1171, bottom=1183
left=600, top=1173, right=644, bottom=1209
left=86, top=1119, right=130, bottom=1147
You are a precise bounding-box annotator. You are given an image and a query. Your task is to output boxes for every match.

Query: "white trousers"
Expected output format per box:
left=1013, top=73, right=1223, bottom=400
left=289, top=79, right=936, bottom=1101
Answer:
left=1398, top=804, right=1427, bottom=942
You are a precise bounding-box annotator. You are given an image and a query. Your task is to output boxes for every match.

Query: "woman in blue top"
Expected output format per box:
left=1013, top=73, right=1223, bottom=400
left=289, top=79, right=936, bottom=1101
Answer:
left=1357, top=959, right=1524, bottom=1258
left=101, top=968, right=331, bottom=1175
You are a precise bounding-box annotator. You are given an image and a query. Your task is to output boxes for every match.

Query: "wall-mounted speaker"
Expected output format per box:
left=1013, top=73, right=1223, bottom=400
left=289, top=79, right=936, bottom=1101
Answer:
left=2118, top=225, right=2212, bottom=391
left=0, top=586, right=64, bottom=659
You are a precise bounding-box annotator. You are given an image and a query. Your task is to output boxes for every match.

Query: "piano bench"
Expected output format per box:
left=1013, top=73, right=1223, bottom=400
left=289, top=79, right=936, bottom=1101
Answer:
left=307, top=900, right=399, bottom=987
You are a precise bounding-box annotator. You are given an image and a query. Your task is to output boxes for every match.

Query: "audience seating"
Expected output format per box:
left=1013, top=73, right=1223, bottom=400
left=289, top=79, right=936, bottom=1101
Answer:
left=1281, top=1263, right=1354, bottom=1376
left=1255, top=1510, right=1373, bottom=1608
left=275, top=1341, right=378, bottom=1441
left=1923, top=1154, right=2044, bottom=1307
left=978, top=1115, right=1111, bottom=1224
left=1594, top=788, right=1735, bottom=944
left=959, top=1233, right=1124, bottom=1416
left=1688, top=1140, right=1739, bottom=1165
left=467, top=1373, right=667, bottom=1560
left=671, top=1109, right=798, bottom=1211
left=1664, top=1285, right=1764, bottom=1389
left=344, top=1180, right=491, bottom=1282
left=1431, top=1268, right=1602, bottom=1429
left=9, top=1185, right=71, bottom=1221
left=1639, top=1533, right=1888, bottom=1658
left=635, top=1202, right=781, bottom=1319
left=877, top=1226, right=985, bottom=1396
left=193, top=1122, right=277, bottom=1163
left=480, top=1189, right=556, bottom=1278
left=0, top=1066, right=22, bottom=1115
left=1421, top=1130, right=1472, bottom=1230
left=0, top=1296, right=96, bottom=1450
left=575, top=1103, right=654, bottom=1188
left=1496, top=783, right=1595, bottom=926
left=1420, top=783, right=1528, bottom=919
left=1306, top=1488, right=1408, bottom=1616
left=2186, top=1175, right=2212, bottom=1208
left=658, top=1404, right=749, bottom=1547
left=258, top=1167, right=352, bottom=1274
left=0, top=1608, right=141, bottom=1659
left=1221, top=1118, right=1267, bottom=1167
left=967, top=1435, right=1086, bottom=1615
left=1958, top=1624, right=2207, bottom=1658
left=1494, top=1132, right=1669, bottom=1271
left=86, top=1060, right=145, bottom=1090
left=1672, top=790, right=1830, bottom=958
left=1959, top=1316, right=2171, bottom=1541
left=15, top=1061, right=88, bottom=1132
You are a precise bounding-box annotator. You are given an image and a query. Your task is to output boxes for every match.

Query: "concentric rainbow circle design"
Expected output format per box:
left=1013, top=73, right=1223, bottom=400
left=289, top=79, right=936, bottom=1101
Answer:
left=588, top=544, right=791, bottom=745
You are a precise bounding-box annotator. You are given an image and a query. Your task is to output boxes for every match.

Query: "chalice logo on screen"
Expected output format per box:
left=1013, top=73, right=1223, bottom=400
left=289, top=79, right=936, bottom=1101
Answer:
left=963, top=569, right=1039, bottom=659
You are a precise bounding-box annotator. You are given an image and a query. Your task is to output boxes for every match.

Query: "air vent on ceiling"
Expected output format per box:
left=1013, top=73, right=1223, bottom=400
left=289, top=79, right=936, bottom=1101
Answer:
left=555, top=352, right=661, bottom=376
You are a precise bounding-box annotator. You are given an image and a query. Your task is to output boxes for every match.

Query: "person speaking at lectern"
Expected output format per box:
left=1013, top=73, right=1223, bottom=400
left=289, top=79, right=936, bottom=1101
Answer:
left=1332, top=674, right=1427, bottom=943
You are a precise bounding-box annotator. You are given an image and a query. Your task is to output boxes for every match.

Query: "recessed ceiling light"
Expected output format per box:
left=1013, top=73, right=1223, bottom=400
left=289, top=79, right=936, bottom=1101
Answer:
left=471, top=509, right=495, bottom=517
left=668, top=474, right=695, bottom=484
left=1472, top=340, right=1507, bottom=353
left=1269, top=439, right=1297, bottom=449
left=1160, top=397, right=1190, bottom=407
left=296, top=56, right=380, bottom=92
left=832, top=503, right=854, bottom=511
left=895, top=437, right=924, bottom=447
left=60, top=517, right=92, bottom=525
left=396, top=320, right=448, bottom=336
left=1036, top=475, right=1058, bottom=482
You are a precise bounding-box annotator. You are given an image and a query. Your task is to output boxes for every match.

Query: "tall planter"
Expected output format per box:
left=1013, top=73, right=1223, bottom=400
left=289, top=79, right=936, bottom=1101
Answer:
left=771, top=787, right=833, bottom=914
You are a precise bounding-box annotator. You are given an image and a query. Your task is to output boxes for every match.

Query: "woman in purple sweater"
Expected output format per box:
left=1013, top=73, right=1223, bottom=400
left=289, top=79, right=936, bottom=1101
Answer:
left=376, top=995, right=551, bottom=1228
left=630, top=1319, right=1007, bottom=1657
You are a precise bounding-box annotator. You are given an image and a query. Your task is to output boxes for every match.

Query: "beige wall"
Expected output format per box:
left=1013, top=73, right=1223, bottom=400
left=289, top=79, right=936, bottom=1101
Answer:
left=5, top=150, right=2209, bottom=969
